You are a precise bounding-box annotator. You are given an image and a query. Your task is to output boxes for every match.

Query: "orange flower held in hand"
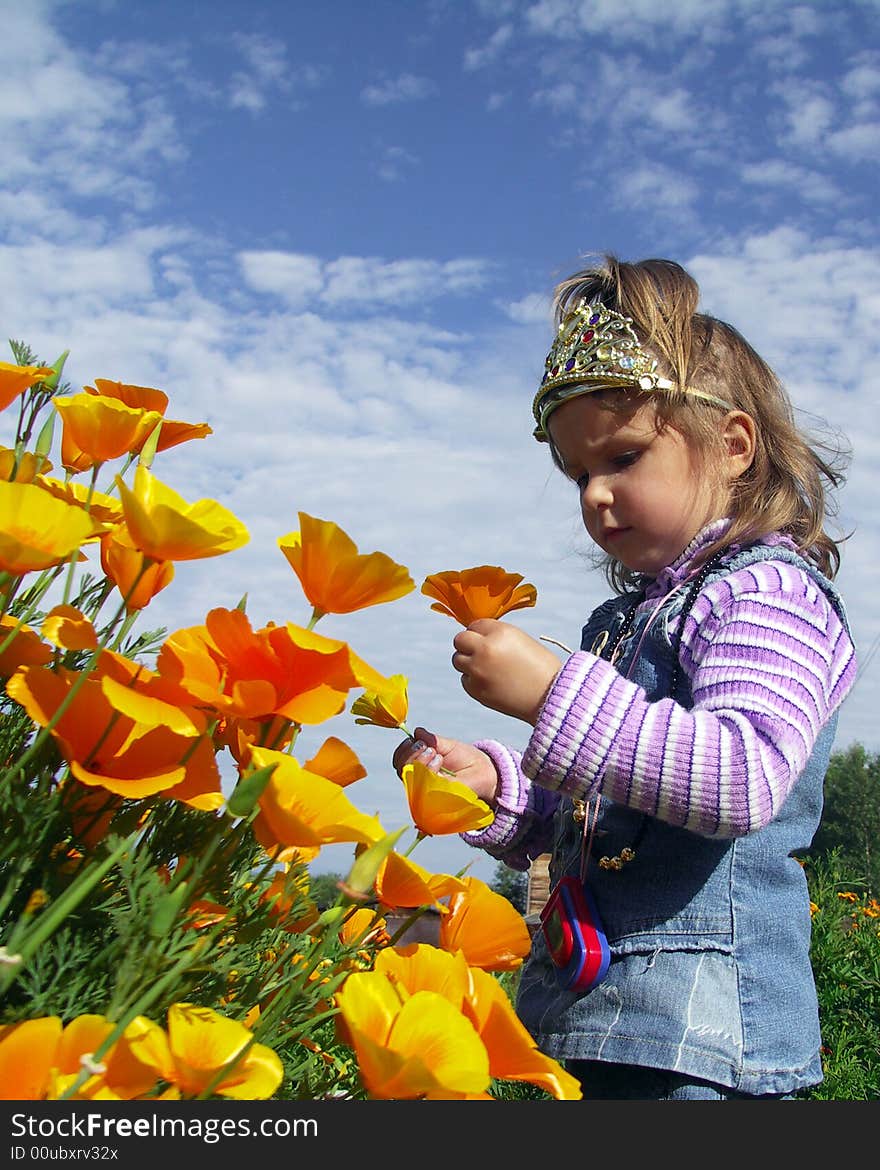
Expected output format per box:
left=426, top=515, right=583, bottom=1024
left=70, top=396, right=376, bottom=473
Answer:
left=421, top=565, right=537, bottom=626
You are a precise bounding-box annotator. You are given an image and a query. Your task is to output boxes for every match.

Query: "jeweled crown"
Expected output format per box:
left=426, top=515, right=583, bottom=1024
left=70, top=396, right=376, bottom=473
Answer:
left=532, top=300, right=674, bottom=442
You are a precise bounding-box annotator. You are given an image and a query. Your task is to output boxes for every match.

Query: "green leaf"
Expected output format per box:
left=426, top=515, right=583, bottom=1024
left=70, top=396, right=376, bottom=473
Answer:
left=344, top=827, right=406, bottom=898
left=226, top=763, right=277, bottom=817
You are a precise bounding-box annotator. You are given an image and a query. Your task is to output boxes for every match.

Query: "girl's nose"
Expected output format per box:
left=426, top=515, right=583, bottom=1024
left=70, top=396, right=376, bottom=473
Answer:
left=582, top=476, right=613, bottom=509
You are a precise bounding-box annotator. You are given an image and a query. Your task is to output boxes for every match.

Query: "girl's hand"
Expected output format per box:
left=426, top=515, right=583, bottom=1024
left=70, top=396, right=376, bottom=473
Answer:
left=451, top=619, right=563, bottom=724
left=392, top=726, right=500, bottom=807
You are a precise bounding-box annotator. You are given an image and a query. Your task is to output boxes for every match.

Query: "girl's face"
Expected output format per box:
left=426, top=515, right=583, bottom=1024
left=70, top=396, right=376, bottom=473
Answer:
left=548, top=393, right=727, bottom=575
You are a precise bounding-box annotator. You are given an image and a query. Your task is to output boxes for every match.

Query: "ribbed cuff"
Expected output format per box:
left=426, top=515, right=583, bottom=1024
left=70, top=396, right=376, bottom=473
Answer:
left=460, top=739, right=528, bottom=851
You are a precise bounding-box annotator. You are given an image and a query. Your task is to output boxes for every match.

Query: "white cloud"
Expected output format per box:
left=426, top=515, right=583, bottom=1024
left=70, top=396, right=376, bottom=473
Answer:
left=360, top=73, right=434, bottom=106
left=238, top=252, right=492, bottom=307
left=463, top=23, right=514, bottom=71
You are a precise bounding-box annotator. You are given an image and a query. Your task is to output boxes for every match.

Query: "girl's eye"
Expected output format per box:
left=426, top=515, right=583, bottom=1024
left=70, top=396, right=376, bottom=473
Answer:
left=613, top=451, right=640, bottom=469
left=575, top=472, right=589, bottom=491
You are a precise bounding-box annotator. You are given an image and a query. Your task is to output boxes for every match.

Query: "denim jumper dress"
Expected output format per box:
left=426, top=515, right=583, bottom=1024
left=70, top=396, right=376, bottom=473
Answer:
left=515, top=542, right=848, bottom=1095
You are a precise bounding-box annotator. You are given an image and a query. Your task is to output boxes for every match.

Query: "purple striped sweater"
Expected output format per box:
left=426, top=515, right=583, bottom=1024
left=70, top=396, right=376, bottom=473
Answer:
left=462, top=525, right=857, bottom=870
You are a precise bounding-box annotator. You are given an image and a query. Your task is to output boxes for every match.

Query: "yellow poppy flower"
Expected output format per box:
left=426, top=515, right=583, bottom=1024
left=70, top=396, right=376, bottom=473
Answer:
left=421, top=565, right=538, bottom=625
left=249, top=746, right=385, bottom=851
left=438, top=875, right=531, bottom=971
left=374, top=944, right=582, bottom=1101
left=126, top=1003, right=283, bottom=1100
left=278, top=512, right=414, bottom=618
left=0, top=480, right=104, bottom=574
left=401, top=759, right=494, bottom=836
left=116, top=465, right=249, bottom=562
left=0, top=445, right=52, bottom=482
left=334, top=970, right=490, bottom=1099
left=36, top=476, right=124, bottom=525
left=0, top=361, right=54, bottom=411
left=54, top=392, right=165, bottom=471
left=351, top=673, right=409, bottom=730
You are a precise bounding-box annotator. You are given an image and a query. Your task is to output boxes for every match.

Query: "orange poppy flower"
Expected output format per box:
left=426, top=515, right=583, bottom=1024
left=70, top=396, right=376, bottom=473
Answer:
left=158, top=609, right=376, bottom=726
left=54, top=393, right=165, bottom=472
left=333, top=967, right=490, bottom=1099
left=87, top=380, right=212, bottom=453
left=41, top=605, right=99, bottom=651
left=401, top=759, right=494, bottom=837
left=100, top=524, right=175, bottom=612
left=374, top=850, right=467, bottom=911
left=463, top=966, right=582, bottom=1100
left=0, top=1017, right=63, bottom=1099
left=438, top=875, right=531, bottom=971
left=421, top=565, right=537, bottom=626
left=0, top=615, right=52, bottom=676
left=249, top=746, right=385, bottom=852
left=304, top=736, right=366, bottom=787
left=338, top=907, right=390, bottom=948
left=278, top=512, right=414, bottom=618
left=6, top=656, right=222, bottom=808
left=0, top=361, right=54, bottom=412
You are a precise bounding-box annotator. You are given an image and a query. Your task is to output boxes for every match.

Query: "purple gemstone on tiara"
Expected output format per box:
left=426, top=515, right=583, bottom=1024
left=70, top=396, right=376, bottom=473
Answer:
left=565, top=359, right=575, bottom=371
left=589, top=313, right=600, bottom=325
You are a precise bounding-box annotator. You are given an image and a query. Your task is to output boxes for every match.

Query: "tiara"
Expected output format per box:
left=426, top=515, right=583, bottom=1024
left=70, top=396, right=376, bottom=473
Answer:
left=531, top=300, right=733, bottom=442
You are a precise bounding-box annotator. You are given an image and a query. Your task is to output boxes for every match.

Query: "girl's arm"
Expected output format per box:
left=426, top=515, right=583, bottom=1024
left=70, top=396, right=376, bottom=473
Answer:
left=523, top=561, right=857, bottom=838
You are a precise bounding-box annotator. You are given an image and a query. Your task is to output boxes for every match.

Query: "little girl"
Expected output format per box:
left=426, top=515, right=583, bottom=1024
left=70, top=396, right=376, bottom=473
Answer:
left=393, top=255, right=858, bottom=1100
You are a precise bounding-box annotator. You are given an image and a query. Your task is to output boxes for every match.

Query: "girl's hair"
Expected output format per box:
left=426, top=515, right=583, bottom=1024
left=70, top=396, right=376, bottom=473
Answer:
left=550, top=254, right=849, bottom=590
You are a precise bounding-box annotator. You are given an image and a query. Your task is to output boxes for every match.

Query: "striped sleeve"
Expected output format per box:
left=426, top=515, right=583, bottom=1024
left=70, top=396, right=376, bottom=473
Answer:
left=521, top=561, right=857, bottom=838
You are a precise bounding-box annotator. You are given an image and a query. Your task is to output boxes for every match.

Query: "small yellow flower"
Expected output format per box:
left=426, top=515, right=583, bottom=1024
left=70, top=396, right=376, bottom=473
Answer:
left=351, top=673, right=409, bottom=730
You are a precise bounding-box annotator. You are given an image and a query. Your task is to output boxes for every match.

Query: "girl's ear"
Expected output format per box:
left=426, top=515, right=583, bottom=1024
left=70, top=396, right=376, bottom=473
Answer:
left=721, top=411, right=756, bottom=481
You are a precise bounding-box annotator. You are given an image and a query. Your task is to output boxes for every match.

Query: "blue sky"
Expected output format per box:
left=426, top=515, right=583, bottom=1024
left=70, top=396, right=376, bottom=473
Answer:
left=1, top=0, right=878, bottom=882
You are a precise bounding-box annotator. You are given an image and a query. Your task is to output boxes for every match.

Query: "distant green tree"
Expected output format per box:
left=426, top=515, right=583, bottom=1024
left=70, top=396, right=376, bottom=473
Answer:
left=490, top=861, right=528, bottom=913
left=812, top=744, right=880, bottom=896
left=308, top=870, right=344, bottom=909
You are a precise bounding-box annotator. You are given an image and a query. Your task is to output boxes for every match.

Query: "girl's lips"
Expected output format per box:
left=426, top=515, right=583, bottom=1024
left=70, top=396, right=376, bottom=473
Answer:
left=603, top=527, right=629, bottom=542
